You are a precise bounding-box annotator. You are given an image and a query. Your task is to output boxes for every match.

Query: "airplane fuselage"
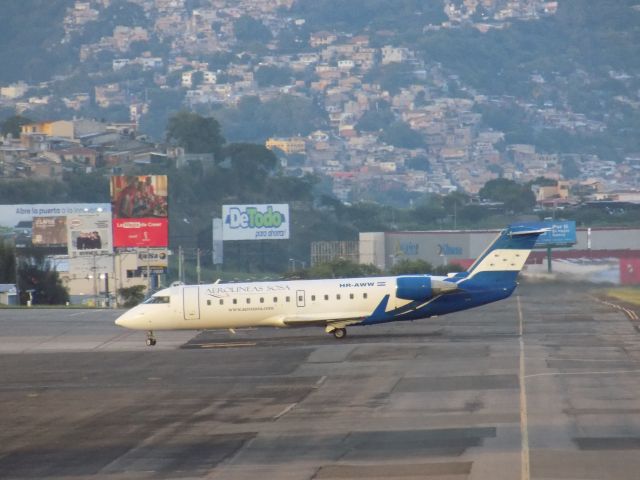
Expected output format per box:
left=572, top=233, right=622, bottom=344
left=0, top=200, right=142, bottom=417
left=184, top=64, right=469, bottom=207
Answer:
left=115, top=224, right=546, bottom=344
left=116, top=274, right=513, bottom=332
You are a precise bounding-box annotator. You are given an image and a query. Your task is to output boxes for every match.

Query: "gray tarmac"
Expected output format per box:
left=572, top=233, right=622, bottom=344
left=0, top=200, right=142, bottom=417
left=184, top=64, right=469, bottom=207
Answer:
left=1, top=282, right=640, bottom=479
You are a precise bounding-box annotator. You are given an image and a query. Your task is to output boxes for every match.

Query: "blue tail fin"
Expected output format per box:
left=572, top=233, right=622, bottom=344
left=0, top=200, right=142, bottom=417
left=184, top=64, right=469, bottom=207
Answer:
left=462, top=224, right=547, bottom=287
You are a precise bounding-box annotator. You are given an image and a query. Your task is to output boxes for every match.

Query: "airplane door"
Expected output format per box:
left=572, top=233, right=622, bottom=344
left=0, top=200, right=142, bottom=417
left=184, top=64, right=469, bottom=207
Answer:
left=183, top=286, right=200, bottom=320
left=296, top=290, right=306, bottom=308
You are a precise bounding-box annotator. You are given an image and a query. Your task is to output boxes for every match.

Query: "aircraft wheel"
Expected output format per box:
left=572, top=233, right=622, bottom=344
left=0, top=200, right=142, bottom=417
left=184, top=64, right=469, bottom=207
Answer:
left=146, top=331, right=157, bottom=346
left=332, top=328, right=347, bottom=339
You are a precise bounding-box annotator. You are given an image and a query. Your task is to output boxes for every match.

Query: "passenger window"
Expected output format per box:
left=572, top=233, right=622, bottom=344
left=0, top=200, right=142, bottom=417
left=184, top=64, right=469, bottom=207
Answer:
left=273, top=297, right=278, bottom=303
left=363, top=293, right=368, bottom=299
left=207, top=299, right=211, bottom=306
left=311, top=295, right=316, bottom=301
left=286, top=296, right=290, bottom=302
left=246, top=298, right=251, bottom=304
left=349, top=293, right=354, bottom=300
left=219, top=299, right=224, bottom=305
left=298, top=295, right=303, bottom=302
left=336, top=294, right=341, bottom=300
left=324, top=294, right=329, bottom=301
left=233, top=299, right=237, bottom=304
left=260, top=297, right=264, bottom=303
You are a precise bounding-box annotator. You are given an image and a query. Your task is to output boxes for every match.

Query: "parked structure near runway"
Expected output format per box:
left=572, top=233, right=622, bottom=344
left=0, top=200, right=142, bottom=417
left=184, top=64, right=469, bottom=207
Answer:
left=360, top=225, right=640, bottom=284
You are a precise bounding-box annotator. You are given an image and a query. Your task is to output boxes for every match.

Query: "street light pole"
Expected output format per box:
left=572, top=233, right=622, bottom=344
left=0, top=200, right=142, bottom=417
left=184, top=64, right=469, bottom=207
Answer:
left=196, top=248, right=201, bottom=284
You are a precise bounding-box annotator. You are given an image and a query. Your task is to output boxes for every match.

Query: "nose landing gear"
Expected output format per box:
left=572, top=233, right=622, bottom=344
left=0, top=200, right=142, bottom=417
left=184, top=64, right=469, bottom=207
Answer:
left=146, top=331, right=157, bottom=346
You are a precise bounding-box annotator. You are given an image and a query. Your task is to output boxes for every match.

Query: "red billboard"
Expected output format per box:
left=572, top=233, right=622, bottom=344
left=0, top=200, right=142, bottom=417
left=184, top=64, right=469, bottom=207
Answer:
left=110, top=175, right=168, bottom=247
left=620, top=258, right=640, bottom=285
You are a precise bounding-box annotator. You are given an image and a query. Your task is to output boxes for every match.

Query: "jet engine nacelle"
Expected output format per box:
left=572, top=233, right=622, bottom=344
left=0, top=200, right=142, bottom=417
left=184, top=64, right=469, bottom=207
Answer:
left=396, top=275, right=457, bottom=301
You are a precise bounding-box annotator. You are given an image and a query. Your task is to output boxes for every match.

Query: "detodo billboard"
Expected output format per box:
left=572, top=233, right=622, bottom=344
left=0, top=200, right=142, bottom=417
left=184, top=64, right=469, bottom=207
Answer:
left=222, top=204, right=289, bottom=240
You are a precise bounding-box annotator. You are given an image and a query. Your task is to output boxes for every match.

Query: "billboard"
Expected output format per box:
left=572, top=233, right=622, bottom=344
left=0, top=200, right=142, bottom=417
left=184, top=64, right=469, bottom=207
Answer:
left=110, top=175, right=168, bottom=247
left=0, top=204, right=110, bottom=250
left=222, top=204, right=290, bottom=240
left=32, top=216, right=68, bottom=248
left=67, top=213, right=113, bottom=257
left=136, top=248, right=169, bottom=268
left=531, top=221, right=576, bottom=248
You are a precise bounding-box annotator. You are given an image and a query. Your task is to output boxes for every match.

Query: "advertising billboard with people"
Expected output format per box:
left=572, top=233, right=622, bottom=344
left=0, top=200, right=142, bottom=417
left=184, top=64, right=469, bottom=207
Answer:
left=110, top=175, right=168, bottom=247
left=67, top=212, right=113, bottom=257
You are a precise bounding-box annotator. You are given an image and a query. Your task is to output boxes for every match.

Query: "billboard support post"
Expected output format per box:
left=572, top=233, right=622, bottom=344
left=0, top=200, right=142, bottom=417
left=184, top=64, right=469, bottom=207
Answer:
left=547, top=247, right=552, bottom=273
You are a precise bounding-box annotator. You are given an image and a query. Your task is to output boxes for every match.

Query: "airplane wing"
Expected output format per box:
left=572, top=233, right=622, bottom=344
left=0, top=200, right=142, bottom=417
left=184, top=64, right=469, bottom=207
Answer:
left=268, top=312, right=371, bottom=328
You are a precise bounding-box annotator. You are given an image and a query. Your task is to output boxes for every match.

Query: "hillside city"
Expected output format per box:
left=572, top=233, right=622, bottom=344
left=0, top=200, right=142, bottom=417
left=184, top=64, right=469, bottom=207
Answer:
left=1, top=0, right=639, bottom=208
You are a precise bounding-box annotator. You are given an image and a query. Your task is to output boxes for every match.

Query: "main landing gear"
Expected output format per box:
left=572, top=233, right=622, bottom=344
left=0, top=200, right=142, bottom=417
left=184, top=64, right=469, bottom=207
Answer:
left=146, top=331, right=157, bottom=346
left=332, top=328, right=347, bottom=339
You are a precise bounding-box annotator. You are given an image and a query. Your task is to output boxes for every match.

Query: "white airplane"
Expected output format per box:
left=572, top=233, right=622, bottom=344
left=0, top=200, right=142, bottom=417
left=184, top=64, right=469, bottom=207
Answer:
left=115, top=224, right=545, bottom=345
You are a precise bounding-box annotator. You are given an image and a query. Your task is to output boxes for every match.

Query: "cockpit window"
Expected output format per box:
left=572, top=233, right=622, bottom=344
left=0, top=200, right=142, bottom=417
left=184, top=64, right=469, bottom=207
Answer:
left=143, top=296, right=170, bottom=304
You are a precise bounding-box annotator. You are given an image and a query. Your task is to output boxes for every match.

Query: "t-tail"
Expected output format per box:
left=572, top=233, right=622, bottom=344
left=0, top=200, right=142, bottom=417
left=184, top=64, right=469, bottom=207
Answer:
left=455, top=224, right=547, bottom=293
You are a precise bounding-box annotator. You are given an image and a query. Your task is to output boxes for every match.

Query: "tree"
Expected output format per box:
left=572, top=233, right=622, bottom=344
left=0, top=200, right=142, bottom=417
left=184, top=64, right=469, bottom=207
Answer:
left=389, top=258, right=435, bottom=275
left=166, top=112, right=225, bottom=160
left=561, top=157, right=580, bottom=179
left=290, top=259, right=382, bottom=279
left=118, top=285, right=146, bottom=307
left=234, top=15, right=272, bottom=44
left=405, top=155, right=430, bottom=171
left=1, top=115, right=32, bottom=138
left=255, top=65, right=293, bottom=87
left=17, top=254, right=69, bottom=305
left=356, top=103, right=395, bottom=132
left=381, top=121, right=424, bottom=149
left=224, top=143, right=278, bottom=191
left=0, top=241, right=16, bottom=283
left=479, top=178, right=536, bottom=213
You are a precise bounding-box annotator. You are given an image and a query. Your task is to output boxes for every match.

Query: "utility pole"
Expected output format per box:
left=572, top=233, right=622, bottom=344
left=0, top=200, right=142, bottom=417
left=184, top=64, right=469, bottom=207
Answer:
left=112, top=251, right=117, bottom=308
left=146, top=246, right=151, bottom=295
left=104, top=273, right=109, bottom=307
left=92, top=252, right=98, bottom=307
left=196, top=247, right=201, bottom=284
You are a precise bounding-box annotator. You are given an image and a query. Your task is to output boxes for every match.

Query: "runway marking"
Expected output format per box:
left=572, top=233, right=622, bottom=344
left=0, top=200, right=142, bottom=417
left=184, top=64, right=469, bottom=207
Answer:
left=517, top=295, right=530, bottom=480
left=193, top=342, right=256, bottom=349
left=69, top=311, right=87, bottom=317
left=598, top=299, right=639, bottom=321
left=526, top=369, right=640, bottom=379
left=273, top=402, right=297, bottom=420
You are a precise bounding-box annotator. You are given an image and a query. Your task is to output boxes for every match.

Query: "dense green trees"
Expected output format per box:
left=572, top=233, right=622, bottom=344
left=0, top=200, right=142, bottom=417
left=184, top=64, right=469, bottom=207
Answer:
left=290, top=0, right=447, bottom=32
left=17, top=254, right=69, bottom=305
left=0, top=242, right=16, bottom=283
left=479, top=178, right=536, bottom=213
left=234, top=15, right=272, bottom=46
left=1, top=115, right=32, bottom=138
left=0, top=0, right=71, bottom=83
left=215, top=94, right=326, bottom=142
left=381, top=121, right=424, bottom=149
left=166, top=112, right=225, bottom=160
left=255, top=66, right=294, bottom=87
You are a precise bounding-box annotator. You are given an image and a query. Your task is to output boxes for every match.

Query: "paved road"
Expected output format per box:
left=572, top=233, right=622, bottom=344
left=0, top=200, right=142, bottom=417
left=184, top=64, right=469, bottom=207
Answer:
left=0, top=282, right=639, bottom=479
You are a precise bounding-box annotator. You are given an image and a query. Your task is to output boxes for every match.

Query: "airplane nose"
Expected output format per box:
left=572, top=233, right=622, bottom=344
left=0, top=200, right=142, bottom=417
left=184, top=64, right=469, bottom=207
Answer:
left=114, top=308, right=146, bottom=330
left=114, top=314, right=126, bottom=327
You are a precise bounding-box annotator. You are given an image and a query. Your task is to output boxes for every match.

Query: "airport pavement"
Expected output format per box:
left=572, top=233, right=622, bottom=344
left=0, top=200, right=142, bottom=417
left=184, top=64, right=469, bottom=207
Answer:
left=0, top=282, right=640, bottom=479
